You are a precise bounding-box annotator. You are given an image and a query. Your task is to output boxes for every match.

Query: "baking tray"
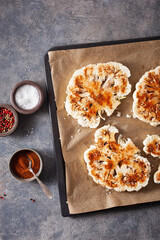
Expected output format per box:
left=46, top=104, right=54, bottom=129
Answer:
left=44, top=36, right=160, bottom=217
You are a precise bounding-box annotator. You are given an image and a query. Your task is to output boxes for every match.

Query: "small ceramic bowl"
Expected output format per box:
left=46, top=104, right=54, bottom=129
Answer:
left=9, top=148, right=43, bottom=182
left=0, top=103, right=18, bottom=137
left=10, top=80, right=44, bottom=114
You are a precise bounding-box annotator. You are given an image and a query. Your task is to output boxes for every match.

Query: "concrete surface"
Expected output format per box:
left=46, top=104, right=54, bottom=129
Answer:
left=0, top=0, right=160, bottom=239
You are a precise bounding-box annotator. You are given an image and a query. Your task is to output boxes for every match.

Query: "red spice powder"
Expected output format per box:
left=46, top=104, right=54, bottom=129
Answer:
left=11, top=150, right=40, bottom=179
left=0, top=107, right=15, bottom=133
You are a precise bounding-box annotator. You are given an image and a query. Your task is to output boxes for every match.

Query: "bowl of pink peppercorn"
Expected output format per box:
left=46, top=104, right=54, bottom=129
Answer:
left=0, top=103, right=18, bottom=137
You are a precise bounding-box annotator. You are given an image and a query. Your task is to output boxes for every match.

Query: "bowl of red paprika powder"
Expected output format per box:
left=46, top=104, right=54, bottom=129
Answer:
left=0, top=103, right=18, bottom=137
left=9, top=149, right=43, bottom=182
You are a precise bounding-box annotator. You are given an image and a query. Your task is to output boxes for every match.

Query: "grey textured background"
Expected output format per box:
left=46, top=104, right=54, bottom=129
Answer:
left=0, top=0, right=160, bottom=239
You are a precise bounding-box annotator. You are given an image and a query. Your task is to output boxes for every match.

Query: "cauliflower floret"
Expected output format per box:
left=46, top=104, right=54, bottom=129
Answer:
left=143, top=135, right=160, bottom=158
left=154, top=165, right=160, bottom=183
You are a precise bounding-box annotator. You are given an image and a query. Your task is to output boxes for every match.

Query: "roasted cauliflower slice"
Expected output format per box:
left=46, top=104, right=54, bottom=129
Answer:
left=84, top=125, right=151, bottom=192
left=65, top=62, right=131, bottom=128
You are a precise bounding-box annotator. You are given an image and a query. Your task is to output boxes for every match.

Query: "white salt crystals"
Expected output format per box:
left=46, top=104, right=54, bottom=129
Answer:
left=15, top=84, right=40, bottom=110
left=11, top=81, right=44, bottom=114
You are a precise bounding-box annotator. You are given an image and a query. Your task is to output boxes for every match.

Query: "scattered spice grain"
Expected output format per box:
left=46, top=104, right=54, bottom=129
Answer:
left=30, top=198, right=36, bottom=202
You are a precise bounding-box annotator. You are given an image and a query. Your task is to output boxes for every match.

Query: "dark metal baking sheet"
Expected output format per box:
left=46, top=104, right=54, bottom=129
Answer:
left=44, top=36, right=160, bottom=217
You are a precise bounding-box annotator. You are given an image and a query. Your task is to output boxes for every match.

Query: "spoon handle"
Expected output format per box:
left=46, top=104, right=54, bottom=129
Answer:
left=34, top=176, right=53, bottom=199
left=25, top=154, right=53, bottom=199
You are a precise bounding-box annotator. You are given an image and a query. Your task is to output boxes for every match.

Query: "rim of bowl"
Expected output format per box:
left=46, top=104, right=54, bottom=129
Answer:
left=10, top=80, right=44, bottom=114
left=0, top=103, right=18, bottom=137
left=9, top=148, right=43, bottom=182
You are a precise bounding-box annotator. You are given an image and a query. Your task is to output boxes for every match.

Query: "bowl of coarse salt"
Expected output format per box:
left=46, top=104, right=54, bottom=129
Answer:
left=10, top=80, right=44, bottom=114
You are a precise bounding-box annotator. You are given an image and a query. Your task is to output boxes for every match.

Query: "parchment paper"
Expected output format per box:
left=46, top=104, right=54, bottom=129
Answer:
left=48, top=40, right=160, bottom=214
